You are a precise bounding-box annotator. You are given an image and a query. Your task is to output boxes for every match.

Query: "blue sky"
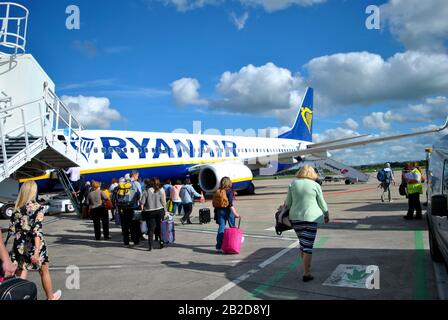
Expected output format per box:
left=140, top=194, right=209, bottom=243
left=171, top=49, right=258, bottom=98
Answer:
left=12, top=0, right=448, bottom=164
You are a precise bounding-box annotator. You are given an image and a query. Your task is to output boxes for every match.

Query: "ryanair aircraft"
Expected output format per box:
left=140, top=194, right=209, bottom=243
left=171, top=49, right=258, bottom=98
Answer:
left=24, top=88, right=448, bottom=194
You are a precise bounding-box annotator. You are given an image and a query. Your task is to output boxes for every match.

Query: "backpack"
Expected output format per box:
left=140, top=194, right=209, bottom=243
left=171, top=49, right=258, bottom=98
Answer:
left=116, top=181, right=140, bottom=209
left=377, top=169, right=386, bottom=182
left=213, top=189, right=229, bottom=208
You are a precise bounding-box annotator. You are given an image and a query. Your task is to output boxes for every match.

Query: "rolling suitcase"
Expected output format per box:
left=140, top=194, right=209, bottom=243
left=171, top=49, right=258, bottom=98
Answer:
left=221, top=218, right=243, bottom=254
left=161, top=219, right=175, bottom=244
left=0, top=277, right=37, bottom=300
left=199, top=208, right=211, bottom=224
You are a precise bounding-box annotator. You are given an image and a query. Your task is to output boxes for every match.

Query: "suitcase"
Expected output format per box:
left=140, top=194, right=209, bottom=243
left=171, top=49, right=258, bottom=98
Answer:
left=221, top=218, right=243, bottom=254
left=0, top=277, right=37, bottom=300
left=160, top=219, right=175, bottom=244
left=199, top=208, right=211, bottom=224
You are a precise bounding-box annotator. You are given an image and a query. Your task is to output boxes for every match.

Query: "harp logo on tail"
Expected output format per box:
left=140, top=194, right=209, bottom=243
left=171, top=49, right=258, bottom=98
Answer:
left=69, top=135, right=95, bottom=162
left=301, top=107, right=313, bottom=133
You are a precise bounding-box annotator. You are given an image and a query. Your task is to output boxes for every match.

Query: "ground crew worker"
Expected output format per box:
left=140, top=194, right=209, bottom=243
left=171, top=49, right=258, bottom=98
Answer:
left=404, top=162, right=423, bottom=220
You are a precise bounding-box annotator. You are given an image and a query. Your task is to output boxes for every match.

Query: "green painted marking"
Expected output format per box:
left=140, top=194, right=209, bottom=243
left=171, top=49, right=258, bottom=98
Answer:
left=414, top=230, right=428, bottom=300
left=346, top=269, right=369, bottom=282
left=247, top=236, right=330, bottom=299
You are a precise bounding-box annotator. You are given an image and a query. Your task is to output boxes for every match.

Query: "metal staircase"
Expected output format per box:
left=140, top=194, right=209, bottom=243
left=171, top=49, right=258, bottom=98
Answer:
left=0, top=2, right=84, bottom=207
left=55, top=168, right=81, bottom=215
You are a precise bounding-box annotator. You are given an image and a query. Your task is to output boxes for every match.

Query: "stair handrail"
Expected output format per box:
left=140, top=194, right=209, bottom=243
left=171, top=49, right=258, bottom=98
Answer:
left=0, top=86, right=84, bottom=177
left=0, top=2, right=29, bottom=55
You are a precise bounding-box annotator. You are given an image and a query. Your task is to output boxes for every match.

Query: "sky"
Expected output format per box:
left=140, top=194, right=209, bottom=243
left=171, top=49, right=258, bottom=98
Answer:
left=8, top=0, right=448, bottom=165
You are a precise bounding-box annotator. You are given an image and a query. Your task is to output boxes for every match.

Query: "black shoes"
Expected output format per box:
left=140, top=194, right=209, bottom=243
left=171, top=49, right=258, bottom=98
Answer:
left=404, top=215, right=423, bottom=220
left=303, top=275, right=314, bottom=282
left=160, top=241, right=164, bottom=249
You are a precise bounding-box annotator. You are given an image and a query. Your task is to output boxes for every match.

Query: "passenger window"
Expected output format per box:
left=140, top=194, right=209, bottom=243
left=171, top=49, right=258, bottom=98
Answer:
left=130, top=148, right=135, bottom=153
left=94, top=148, right=98, bottom=153
left=145, top=148, right=149, bottom=153
left=123, top=148, right=128, bottom=153
left=108, top=147, right=113, bottom=153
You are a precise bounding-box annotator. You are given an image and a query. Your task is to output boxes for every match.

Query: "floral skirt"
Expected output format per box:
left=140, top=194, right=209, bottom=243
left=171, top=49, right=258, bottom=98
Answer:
left=10, top=237, right=50, bottom=271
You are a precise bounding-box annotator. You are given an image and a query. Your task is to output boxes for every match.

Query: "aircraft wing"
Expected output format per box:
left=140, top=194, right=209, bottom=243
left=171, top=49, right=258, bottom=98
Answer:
left=252, top=117, right=448, bottom=163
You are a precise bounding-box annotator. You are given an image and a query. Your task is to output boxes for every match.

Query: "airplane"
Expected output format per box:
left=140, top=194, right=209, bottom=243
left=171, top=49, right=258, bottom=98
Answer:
left=19, top=87, right=448, bottom=195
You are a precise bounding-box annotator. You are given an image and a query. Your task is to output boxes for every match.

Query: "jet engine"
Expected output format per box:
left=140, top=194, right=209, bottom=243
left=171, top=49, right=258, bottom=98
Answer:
left=198, top=162, right=253, bottom=193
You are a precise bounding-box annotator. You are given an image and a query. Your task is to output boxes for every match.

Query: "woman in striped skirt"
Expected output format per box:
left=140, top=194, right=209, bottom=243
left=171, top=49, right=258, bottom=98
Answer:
left=285, top=165, right=329, bottom=282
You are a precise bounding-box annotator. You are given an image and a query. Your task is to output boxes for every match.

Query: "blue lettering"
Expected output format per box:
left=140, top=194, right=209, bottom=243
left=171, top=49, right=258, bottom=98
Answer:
left=101, top=137, right=128, bottom=160
left=213, top=140, right=222, bottom=158
left=153, top=139, right=174, bottom=159
left=127, top=137, right=150, bottom=159
left=222, top=140, right=238, bottom=157
left=199, top=140, right=214, bottom=158
left=174, top=139, right=194, bottom=158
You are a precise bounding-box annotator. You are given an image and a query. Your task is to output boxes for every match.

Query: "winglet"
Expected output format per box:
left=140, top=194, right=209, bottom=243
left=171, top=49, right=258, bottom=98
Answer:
left=440, top=116, right=448, bottom=132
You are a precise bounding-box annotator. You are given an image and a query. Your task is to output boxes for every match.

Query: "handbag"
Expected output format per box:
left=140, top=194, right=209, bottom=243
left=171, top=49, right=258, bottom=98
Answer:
left=103, top=199, right=114, bottom=210
left=133, top=210, right=142, bottom=221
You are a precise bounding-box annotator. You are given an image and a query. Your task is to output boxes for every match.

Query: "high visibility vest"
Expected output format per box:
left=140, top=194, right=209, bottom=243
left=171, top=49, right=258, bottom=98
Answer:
left=407, top=169, right=423, bottom=194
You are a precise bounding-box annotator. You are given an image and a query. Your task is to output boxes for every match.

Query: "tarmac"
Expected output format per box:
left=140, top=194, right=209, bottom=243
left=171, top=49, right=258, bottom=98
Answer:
left=2, top=176, right=448, bottom=300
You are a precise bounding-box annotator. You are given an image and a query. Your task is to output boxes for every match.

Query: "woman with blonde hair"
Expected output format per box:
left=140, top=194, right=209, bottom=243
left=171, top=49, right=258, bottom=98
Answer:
left=213, top=177, right=240, bottom=253
left=285, top=165, right=329, bottom=282
left=8, top=181, right=61, bottom=300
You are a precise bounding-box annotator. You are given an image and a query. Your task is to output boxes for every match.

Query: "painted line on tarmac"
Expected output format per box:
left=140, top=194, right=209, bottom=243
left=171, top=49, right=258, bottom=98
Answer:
left=50, top=265, right=123, bottom=271
left=178, top=227, right=298, bottom=242
left=324, top=187, right=376, bottom=197
left=203, top=241, right=300, bottom=300
left=247, top=236, right=330, bottom=300
left=414, top=230, right=428, bottom=300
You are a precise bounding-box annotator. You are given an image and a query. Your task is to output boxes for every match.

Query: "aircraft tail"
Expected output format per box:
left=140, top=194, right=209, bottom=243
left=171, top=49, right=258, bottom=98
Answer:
left=278, top=87, right=314, bottom=142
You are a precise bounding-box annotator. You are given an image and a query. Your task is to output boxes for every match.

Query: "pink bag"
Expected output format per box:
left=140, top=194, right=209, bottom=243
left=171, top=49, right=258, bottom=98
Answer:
left=222, top=218, right=243, bottom=254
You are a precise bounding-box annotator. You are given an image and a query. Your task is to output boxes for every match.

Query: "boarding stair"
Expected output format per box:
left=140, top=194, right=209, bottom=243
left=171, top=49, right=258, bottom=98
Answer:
left=0, top=2, right=84, bottom=213
left=55, top=168, right=81, bottom=215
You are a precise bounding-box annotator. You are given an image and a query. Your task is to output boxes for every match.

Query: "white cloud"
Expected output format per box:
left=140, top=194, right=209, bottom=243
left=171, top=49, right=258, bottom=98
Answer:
left=239, top=0, right=326, bottom=12
left=408, top=96, right=448, bottom=121
left=230, top=12, right=249, bottom=30
left=306, top=51, right=448, bottom=108
left=313, top=127, right=359, bottom=143
left=381, top=0, right=448, bottom=51
left=171, top=78, right=209, bottom=106
left=214, top=62, right=305, bottom=114
left=158, top=0, right=219, bottom=12
left=159, top=0, right=325, bottom=12
left=362, top=111, right=406, bottom=130
left=61, top=96, right=122, bottom=129
left=343, top=118, right=358, bottom=130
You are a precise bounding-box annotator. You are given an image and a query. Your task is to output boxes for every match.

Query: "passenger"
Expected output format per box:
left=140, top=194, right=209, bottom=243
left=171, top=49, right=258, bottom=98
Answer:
left=8, top=181, right=62, bottom=300
left=285, top=165, right=329, bottom=282
left=213, top=177, right=241, bottom=253
left=120, top=171, right=142, bottom=246
left=109, top=178, right=119, bottom=193
left=0, top=229, right=16, bottom=278
left=163, top=180, right=173, bottom=202
left=87, top=181, right=111, bottom=241
left=170, top=180, right=183, bottom=215
left=109, top=179, right=119, bottom=221
left=141, top=178, right=167, bottom=251
left=404, top=162, right=423, bottom=220
left=380, top=163, right=395, bottom=203
left=65, top=167, right=81, bottom=192
left=180, top=178, right=202, bottom=225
